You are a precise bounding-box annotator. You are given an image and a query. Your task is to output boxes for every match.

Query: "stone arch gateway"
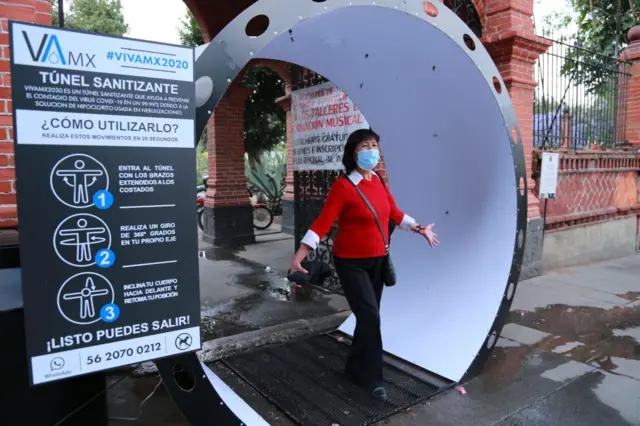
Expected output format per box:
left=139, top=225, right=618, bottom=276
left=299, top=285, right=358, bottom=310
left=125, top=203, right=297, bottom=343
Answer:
left=156, top=1, right=527, bottom=424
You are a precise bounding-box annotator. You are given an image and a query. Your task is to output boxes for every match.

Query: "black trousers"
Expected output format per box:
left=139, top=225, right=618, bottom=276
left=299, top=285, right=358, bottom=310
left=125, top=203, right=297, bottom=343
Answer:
left=333, top=255, right=385, bottom=389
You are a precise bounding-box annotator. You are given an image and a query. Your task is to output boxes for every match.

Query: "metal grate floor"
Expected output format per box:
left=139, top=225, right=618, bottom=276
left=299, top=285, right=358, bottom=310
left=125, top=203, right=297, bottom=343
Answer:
left=222, top=334, right=448, bottom=426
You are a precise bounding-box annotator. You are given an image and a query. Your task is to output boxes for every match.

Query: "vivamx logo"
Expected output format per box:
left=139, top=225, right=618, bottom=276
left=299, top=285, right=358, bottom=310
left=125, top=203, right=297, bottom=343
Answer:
left=22, top=31, right=96, bottom=68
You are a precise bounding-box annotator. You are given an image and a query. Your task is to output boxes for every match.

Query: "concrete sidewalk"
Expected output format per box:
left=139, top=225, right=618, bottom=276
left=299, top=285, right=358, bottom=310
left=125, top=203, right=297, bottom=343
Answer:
left=386, top=254, right=640, bottom=425
left=108, top=252, right=640, bottom=426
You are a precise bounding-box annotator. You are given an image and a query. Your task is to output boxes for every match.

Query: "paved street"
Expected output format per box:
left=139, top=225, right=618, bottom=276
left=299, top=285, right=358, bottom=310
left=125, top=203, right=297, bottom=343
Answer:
left=108, top=246, right=640, bottom=426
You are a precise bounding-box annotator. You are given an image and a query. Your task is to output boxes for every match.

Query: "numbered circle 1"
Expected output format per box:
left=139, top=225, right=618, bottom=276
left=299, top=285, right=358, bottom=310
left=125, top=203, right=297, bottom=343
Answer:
left=95, top=249, right=115, bottom=268
left=100, top=303, right=120, bottom=323
left=93, top=190, right=114, bottom=210
left=50, top=153, right=109, bottom=209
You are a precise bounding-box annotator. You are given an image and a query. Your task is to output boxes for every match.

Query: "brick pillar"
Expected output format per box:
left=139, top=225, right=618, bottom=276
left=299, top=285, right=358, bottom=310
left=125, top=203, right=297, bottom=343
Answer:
left=0, top=0, right=51, bottom=229
left=621, top=27, right=640, bottom=146
left=482, top=0, right=552, bottom=279
left=202, top=78, right=255, bottom=246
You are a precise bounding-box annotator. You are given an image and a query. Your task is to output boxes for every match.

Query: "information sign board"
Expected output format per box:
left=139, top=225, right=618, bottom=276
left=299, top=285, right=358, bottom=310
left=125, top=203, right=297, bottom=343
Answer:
left=539, top=152, right=560, bottom=199
left=9, top=22, right=200, bottom=385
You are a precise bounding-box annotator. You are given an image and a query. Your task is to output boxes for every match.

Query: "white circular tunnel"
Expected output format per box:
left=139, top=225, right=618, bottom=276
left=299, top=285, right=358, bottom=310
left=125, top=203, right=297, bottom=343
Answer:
left=157, top=1, right=528, bottom=424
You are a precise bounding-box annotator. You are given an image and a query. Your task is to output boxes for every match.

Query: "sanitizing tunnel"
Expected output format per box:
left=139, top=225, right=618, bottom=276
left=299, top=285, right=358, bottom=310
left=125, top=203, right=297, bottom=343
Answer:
left=155, top=1, right=527, bottom=425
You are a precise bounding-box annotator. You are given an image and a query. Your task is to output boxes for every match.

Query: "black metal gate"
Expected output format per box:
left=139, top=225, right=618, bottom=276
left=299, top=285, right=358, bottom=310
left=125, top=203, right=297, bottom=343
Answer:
left=291, top=66, right=343, bottom=292
left=293, top=169, right=343, bottom=291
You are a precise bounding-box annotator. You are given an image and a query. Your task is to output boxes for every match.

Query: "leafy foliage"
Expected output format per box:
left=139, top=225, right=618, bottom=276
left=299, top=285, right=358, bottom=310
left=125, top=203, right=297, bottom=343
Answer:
left=196, top=150, right=208, bottom=185
left=178, top=10, right=204, bottom=46
left=52, top=0, right=128, bottom=36
left=243, top=68, right=286, bottom=164
left=541, top=0, right=637, bottom=93
left=245, top=150, right=287, bottom=215
left=542, top=0, right=639, bottom=50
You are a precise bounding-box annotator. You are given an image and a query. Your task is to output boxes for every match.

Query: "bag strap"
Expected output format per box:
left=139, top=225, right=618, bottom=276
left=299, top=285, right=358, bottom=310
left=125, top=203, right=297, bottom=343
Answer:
left=344, top=174, right=389, bottom=253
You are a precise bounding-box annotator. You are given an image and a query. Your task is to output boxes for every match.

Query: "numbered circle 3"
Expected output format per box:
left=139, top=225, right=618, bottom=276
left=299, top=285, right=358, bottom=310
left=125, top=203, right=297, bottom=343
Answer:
left=100, top=303, right=120, bottom=323
left=50, top=153, right=109, bottom=209
left=54, top=213, right=112, bottom=267
left=57, top=272, right=115, bottom=325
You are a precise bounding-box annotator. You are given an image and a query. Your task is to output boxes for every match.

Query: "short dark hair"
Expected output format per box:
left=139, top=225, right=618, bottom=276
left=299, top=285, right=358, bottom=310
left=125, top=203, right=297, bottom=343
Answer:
left=342, top=128, right=380, bottom=174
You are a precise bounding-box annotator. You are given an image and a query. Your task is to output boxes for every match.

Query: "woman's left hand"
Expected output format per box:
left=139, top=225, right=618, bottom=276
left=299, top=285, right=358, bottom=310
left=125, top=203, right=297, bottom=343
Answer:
left=414, top=223, right=439, bottom=248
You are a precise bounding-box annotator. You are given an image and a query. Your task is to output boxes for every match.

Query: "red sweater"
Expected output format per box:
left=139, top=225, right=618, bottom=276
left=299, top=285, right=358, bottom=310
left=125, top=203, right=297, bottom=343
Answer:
left=303, top=173, right=412, bottom=259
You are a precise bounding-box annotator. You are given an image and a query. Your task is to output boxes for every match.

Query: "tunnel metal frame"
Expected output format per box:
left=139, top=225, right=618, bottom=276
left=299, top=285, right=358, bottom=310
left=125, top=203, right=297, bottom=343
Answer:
left=155, top=1, right=528, bottom=424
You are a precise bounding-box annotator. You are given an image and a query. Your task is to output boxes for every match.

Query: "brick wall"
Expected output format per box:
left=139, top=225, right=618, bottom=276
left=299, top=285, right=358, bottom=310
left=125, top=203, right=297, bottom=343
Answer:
left=0, top=0, right=52, bottom=229
left=533, top=151, right=640, bottom=233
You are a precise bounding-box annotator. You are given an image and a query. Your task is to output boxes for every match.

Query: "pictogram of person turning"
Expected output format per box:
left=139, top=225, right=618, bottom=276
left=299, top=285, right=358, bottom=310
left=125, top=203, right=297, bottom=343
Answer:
left=62, top=276, right=110, bottom=320
left=58, top=218, right=107, bottom=263
left=55, top=159, right=104, bottom=205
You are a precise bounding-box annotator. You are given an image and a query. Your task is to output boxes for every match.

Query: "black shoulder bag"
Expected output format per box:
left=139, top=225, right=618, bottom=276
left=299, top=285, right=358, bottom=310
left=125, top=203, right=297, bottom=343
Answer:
left=345, top=174, right=397, bottom=287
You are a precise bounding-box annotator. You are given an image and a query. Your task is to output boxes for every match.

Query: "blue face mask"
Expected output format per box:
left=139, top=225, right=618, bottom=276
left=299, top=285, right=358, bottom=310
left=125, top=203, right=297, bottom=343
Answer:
left=356, top=149, right=381, bottom=171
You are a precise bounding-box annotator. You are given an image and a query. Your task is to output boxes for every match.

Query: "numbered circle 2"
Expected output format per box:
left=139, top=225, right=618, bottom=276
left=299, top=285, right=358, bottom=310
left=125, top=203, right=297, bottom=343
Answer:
left=57, top=272, right=115, bottom=325
left=100, top=303, right=120, bottom=323
left=54, top=213, right=112, bottom=267
left=50, top=153, right=109, bottom=209
left=93, top=190, right=114, bottom=210
left=95, top=248, right=116, bottom=268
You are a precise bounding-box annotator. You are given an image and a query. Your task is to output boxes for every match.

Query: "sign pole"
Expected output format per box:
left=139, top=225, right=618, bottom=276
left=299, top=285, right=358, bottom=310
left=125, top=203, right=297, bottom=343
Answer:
left=58, top=0, right=65, bottom=28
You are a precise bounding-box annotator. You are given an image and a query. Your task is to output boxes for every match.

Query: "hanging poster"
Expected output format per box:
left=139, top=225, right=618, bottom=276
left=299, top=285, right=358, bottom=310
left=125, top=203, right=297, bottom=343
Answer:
left=291, top=81, right=369, bottom=171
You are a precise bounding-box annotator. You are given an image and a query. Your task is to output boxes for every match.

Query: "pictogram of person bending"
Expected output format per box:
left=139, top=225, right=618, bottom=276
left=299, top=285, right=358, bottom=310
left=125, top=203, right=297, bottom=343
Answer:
left=58, top=218, right=107, bottom=263
left=55, top=159, right=104, bottom=205
left=62, top=277, right=110, bottom=319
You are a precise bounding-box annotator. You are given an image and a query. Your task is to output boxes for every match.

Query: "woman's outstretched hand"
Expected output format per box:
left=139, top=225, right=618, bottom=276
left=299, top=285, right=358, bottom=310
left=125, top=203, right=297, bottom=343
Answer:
left=414, top=223, right=439, bottom=248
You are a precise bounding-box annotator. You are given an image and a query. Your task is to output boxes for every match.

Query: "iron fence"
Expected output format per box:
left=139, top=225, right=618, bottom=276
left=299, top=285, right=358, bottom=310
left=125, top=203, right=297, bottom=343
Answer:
left=533, top=38, right=631, bottom=150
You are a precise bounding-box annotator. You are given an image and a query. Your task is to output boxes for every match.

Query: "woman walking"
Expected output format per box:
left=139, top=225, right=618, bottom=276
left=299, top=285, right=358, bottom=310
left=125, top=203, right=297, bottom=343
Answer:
left=289, top=128, right=439, bottom=400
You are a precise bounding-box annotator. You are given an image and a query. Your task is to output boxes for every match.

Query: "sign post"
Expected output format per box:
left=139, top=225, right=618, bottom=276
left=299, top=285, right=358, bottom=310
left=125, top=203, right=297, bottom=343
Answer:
left=9, top=22, right=201, bottom=385
left=291, top=81, right=369, bottom=171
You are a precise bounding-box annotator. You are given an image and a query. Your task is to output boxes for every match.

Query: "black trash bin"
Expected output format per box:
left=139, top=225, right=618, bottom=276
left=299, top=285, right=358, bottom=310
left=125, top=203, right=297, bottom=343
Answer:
left=0, top=234, right=108, bottom=426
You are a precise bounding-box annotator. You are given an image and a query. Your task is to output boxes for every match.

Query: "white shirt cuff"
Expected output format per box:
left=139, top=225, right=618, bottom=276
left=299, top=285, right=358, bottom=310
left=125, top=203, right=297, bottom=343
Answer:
left=399, top=214, right=417, bottom=231
left=301, top=230, right=320, bottom=250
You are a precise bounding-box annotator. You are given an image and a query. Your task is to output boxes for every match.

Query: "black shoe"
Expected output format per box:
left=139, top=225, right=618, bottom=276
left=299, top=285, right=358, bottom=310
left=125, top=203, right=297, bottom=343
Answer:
left=372, top=386, right=388, bottom=401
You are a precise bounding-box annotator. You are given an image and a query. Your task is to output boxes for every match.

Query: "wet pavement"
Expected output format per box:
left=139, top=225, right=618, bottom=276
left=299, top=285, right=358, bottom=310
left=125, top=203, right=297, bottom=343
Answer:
left=195, top=226, right=348, bottom=342
left=128, top=226, right=348, bottom=375
left=386, top=254, right=640, bottom=426
left=107, top=252, right=640, bottom=426
left=197, top=246, right=347, bottom=341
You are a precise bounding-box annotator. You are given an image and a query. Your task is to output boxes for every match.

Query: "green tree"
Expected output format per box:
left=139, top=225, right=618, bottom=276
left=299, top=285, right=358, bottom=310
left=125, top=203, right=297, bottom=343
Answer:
left=243, top=67, right=286, bottom=165
left=541, top=0, right=637, bottom=94
left=52, top=0, right=128, bottom=37
left=542, top=0, right=639, bottom=54
left=178, top=10, right=204, bottom=46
